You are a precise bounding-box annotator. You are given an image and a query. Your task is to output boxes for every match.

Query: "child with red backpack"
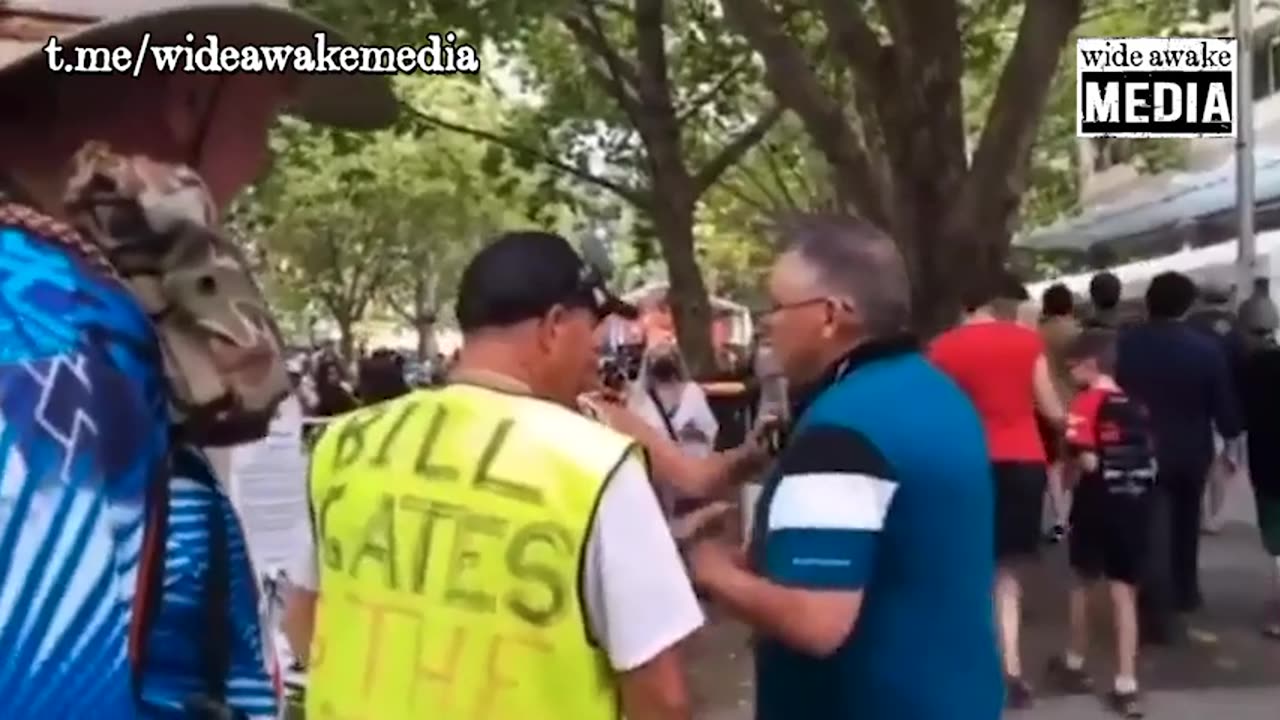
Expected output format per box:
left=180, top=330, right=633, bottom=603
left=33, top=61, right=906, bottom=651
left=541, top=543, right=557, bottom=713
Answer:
left=1047, top=329, right=1155, bottom=718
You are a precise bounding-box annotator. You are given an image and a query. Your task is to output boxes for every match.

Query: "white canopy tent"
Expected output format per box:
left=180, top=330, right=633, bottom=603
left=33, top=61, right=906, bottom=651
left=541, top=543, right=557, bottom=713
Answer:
left=1028, top=228, right=1280, bottom=301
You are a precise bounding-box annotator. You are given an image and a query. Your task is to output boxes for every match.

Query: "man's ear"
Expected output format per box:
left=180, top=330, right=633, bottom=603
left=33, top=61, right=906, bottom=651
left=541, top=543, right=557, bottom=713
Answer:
left=162, top=75, right=220, bottom=153
left=538, top=304, right=568, bottom=349
left=829, top=298, right=859, bottom=337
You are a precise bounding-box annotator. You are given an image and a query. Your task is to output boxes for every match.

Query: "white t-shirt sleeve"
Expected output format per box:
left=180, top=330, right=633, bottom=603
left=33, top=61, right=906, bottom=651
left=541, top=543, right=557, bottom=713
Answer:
left=684, top=384, right=719, bottom=445
left=583, top=456, right=705, bottom=671
left=284, top=513, right=320, bottom=592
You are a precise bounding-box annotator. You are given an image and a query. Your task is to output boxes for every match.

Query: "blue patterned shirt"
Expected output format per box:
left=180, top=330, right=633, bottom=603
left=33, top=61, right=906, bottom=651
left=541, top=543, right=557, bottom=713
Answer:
left=0, top=224, right=276, bottom=718
left=139, top=447, right=279, bottom=718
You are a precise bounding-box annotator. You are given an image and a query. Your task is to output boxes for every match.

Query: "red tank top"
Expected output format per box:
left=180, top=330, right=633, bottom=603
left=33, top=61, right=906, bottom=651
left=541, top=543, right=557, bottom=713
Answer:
left=928, top=321, right=1047, bottom=463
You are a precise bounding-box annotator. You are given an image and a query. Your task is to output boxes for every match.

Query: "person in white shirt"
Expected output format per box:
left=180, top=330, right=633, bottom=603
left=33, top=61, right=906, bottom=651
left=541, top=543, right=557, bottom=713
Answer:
left=628, top=343, right=721, bottom=511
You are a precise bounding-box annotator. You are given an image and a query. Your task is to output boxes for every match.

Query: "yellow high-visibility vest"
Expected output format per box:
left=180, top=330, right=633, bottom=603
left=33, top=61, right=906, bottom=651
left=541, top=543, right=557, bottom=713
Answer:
left=305, top=383, right=636, bottom=720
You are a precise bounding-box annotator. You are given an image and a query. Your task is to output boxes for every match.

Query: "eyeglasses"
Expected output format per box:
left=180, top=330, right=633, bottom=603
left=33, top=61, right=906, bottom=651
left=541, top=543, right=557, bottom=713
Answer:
left=758, top=297, right=839, bottom=318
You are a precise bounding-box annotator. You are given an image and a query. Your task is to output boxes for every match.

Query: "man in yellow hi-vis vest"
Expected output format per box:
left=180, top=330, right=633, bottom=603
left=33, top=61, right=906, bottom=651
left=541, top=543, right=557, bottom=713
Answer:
left=286, top=231, right=704, bottom=720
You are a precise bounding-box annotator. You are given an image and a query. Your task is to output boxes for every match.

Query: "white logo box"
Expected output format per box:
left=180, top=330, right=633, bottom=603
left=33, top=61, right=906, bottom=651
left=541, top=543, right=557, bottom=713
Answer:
left=1076, top=36, right=1238, bottom=139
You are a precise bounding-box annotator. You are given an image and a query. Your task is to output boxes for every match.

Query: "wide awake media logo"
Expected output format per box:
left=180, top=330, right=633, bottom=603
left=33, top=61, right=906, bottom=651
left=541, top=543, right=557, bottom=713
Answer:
left=1076, top=37, right=1237, bottom=138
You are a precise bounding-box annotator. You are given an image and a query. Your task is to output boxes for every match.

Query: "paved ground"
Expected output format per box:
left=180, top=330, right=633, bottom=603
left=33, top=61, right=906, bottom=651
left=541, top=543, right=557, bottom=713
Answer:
left=688, top=477, right=1280, bottom=718
left=285, top=478, right=1278, bottom=718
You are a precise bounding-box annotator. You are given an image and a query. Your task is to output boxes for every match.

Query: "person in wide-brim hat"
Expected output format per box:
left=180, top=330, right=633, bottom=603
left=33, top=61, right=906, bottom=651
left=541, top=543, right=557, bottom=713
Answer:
left=0, top=3, right=395, bottom=719
left=0, top=0, right=396, bottom=129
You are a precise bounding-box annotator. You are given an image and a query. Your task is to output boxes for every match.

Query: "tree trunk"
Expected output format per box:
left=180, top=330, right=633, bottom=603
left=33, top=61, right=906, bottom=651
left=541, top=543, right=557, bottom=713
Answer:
left=415, top=318, right=436, bottom=360
left=890, top=205, right=1009, bottom=339
left=721, top=0, right=1081, bottom=340
left=336, top=316, right=356, bottom=365
left=412, top=274, right=438, bottom=361
left=652, top=195, right=716, bottom=378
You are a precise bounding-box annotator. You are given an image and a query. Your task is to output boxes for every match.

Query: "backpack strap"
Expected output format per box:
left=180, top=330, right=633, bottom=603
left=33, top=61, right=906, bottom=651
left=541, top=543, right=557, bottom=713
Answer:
left=647, top=386, right=681, bottom=443
left=129, top=461, right=171, bottom=701
left=173, top=448, right=233, bottom=709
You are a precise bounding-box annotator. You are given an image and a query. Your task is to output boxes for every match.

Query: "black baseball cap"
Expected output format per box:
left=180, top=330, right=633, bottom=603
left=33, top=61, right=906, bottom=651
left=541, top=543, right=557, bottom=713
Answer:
left=455, top=231, right=638, bottom=332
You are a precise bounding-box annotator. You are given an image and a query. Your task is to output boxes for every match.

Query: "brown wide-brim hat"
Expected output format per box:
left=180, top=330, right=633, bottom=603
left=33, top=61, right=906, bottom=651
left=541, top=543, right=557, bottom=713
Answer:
left=0, top=0, right=397, bottom=130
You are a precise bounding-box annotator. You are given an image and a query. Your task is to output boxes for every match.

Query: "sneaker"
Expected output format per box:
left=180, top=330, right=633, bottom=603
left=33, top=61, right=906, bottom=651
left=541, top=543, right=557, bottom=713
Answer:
left=1108, top=689, right=1144, bottom=717
left=1045, top=655, right=1093, bottom=693
left=1005, top=675, right=1034, bottom=709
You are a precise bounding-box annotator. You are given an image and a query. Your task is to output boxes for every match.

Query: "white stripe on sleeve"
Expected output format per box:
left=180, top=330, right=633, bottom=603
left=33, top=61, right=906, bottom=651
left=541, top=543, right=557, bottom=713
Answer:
left=767, top=472, right=898, bottom=532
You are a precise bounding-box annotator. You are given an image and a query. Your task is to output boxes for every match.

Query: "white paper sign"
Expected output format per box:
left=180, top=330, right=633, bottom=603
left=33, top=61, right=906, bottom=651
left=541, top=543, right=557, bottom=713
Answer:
left=226, top=395, right=313, bottom=689
left=228, top=395, right=310, bottom=575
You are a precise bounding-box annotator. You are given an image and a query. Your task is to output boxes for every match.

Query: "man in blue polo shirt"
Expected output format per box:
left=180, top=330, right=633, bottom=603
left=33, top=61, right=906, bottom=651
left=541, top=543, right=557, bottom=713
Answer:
left=688, top=214, right=1003, bottom=719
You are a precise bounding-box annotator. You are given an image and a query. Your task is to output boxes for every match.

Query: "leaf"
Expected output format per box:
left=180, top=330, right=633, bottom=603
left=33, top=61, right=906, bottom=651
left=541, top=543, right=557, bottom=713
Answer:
left=480, top=145, right=507, bottom=177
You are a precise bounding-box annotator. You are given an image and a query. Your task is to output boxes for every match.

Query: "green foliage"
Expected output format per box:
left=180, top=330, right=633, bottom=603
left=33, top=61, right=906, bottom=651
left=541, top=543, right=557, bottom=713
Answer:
left=241, top=75, right=569, bottom=350
left=691, top=116, right=840, bottom=304
left=964, top=0, right=1197, bottom=230
left=299, top=0, right=782, bottom=373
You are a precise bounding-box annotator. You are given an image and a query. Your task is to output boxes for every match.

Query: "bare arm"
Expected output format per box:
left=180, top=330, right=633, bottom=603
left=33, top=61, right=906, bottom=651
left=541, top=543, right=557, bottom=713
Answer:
left=281, top=511, right=321, bottom=663
left=1032, top=354, right=1066, bottom=426
left=694, top=553, right=860, bottom=657
left=617, top=647, right=693, bottom=720
left=584, top=396, right=765, bottom=496
left=282, top=586, right=317, bottom=663
left=586, top=459, right=702, bottom=720
left=688, top=424, right=891, bottom=658
left=1075, top=450, right=1099, bottom=475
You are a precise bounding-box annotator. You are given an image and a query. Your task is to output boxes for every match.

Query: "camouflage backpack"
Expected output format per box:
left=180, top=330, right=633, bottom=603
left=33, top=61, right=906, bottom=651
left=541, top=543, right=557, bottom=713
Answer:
left=60, top=141, right=291, bottom=445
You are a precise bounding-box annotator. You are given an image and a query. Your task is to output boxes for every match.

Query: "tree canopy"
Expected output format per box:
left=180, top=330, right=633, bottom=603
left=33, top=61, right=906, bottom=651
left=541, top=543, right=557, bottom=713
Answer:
left=299, top=0, right=782, bottom=374
left=240, top=75, right=569, bottom=358
left=247, top=0, right=1213, bottom=356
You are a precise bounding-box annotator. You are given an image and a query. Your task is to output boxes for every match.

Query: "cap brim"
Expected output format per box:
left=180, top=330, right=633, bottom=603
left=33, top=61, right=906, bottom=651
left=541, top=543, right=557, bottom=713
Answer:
left=2, top=4, right=397, bottom=130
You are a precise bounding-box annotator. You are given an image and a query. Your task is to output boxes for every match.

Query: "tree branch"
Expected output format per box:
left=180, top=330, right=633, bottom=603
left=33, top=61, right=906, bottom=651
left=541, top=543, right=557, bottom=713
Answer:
left=817, top=0, right=884, bottom=93
left=563, top=2, right=645, bottom=121
left=692, top=104, right=785, bottom=197
left=633, top=0, right=675, bottom=109
left=675, top=55, right=753, bottom=125
left=757, top=141, right=805, bottom=210
left=404, top=103, right=645, bottom=205
left=732, top=156, right=796, bottom=211
left=721, top=0, right=886, bottom=226
left=955, top=0, right=1083, bottom=236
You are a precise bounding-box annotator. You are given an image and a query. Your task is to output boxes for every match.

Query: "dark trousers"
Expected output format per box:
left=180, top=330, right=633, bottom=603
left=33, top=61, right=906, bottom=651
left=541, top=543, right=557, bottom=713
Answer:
left=1139, top=464, right=1208, bottom=638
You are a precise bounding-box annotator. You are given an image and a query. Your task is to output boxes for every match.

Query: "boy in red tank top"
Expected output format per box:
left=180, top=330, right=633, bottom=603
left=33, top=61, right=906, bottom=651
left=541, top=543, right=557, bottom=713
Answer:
left=1046, top=330, right=1153, bottom=718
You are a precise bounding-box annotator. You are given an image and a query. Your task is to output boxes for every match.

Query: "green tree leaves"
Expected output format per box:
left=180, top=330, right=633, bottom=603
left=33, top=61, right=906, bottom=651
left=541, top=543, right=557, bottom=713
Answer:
left=244, top=75, right=567, bottom=357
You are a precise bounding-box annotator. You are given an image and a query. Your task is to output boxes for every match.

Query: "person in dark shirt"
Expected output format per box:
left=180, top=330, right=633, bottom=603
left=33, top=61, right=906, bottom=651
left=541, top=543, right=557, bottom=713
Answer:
left=356, top=350, right=411, bottom=404
left=686, top=214, right=1002, bottom=720
left=1187, top=281, right=1246, bottom=533
left=1116, top=271, right=1243, bottom=643
left=312, top=359, right=358, bottom=416
left=1047, top=330, right=1156, bottom=718
left=1188, top=281, right=1247, bottom=368
left=1085, top=271, right=1123, bottom=330
left=1235, top=293, right=1280, bottom=638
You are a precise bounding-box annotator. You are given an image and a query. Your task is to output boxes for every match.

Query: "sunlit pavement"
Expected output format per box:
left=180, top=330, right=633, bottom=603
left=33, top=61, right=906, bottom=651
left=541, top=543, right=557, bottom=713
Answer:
left=690, top=478, right=1280, bottom=719
left=282, top=480, right=1278, bottom=719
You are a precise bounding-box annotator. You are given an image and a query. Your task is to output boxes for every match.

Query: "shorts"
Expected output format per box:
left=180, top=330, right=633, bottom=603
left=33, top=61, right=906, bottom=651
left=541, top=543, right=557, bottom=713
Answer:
left=994, top=461, right=1048, bottom=561
left=1069, top=498, right=1150, bottom=584
left=1255, top=490, right=1280, bottom=557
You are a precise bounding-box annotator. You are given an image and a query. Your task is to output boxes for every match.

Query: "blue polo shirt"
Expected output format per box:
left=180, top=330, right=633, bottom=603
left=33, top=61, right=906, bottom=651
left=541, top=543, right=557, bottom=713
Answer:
left=750, top=339, right=1003, bottom=720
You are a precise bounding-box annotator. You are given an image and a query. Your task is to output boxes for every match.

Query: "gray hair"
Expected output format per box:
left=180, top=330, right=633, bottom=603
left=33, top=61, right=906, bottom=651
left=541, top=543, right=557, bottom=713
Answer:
left=774, top=213, right=912, bottom=337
